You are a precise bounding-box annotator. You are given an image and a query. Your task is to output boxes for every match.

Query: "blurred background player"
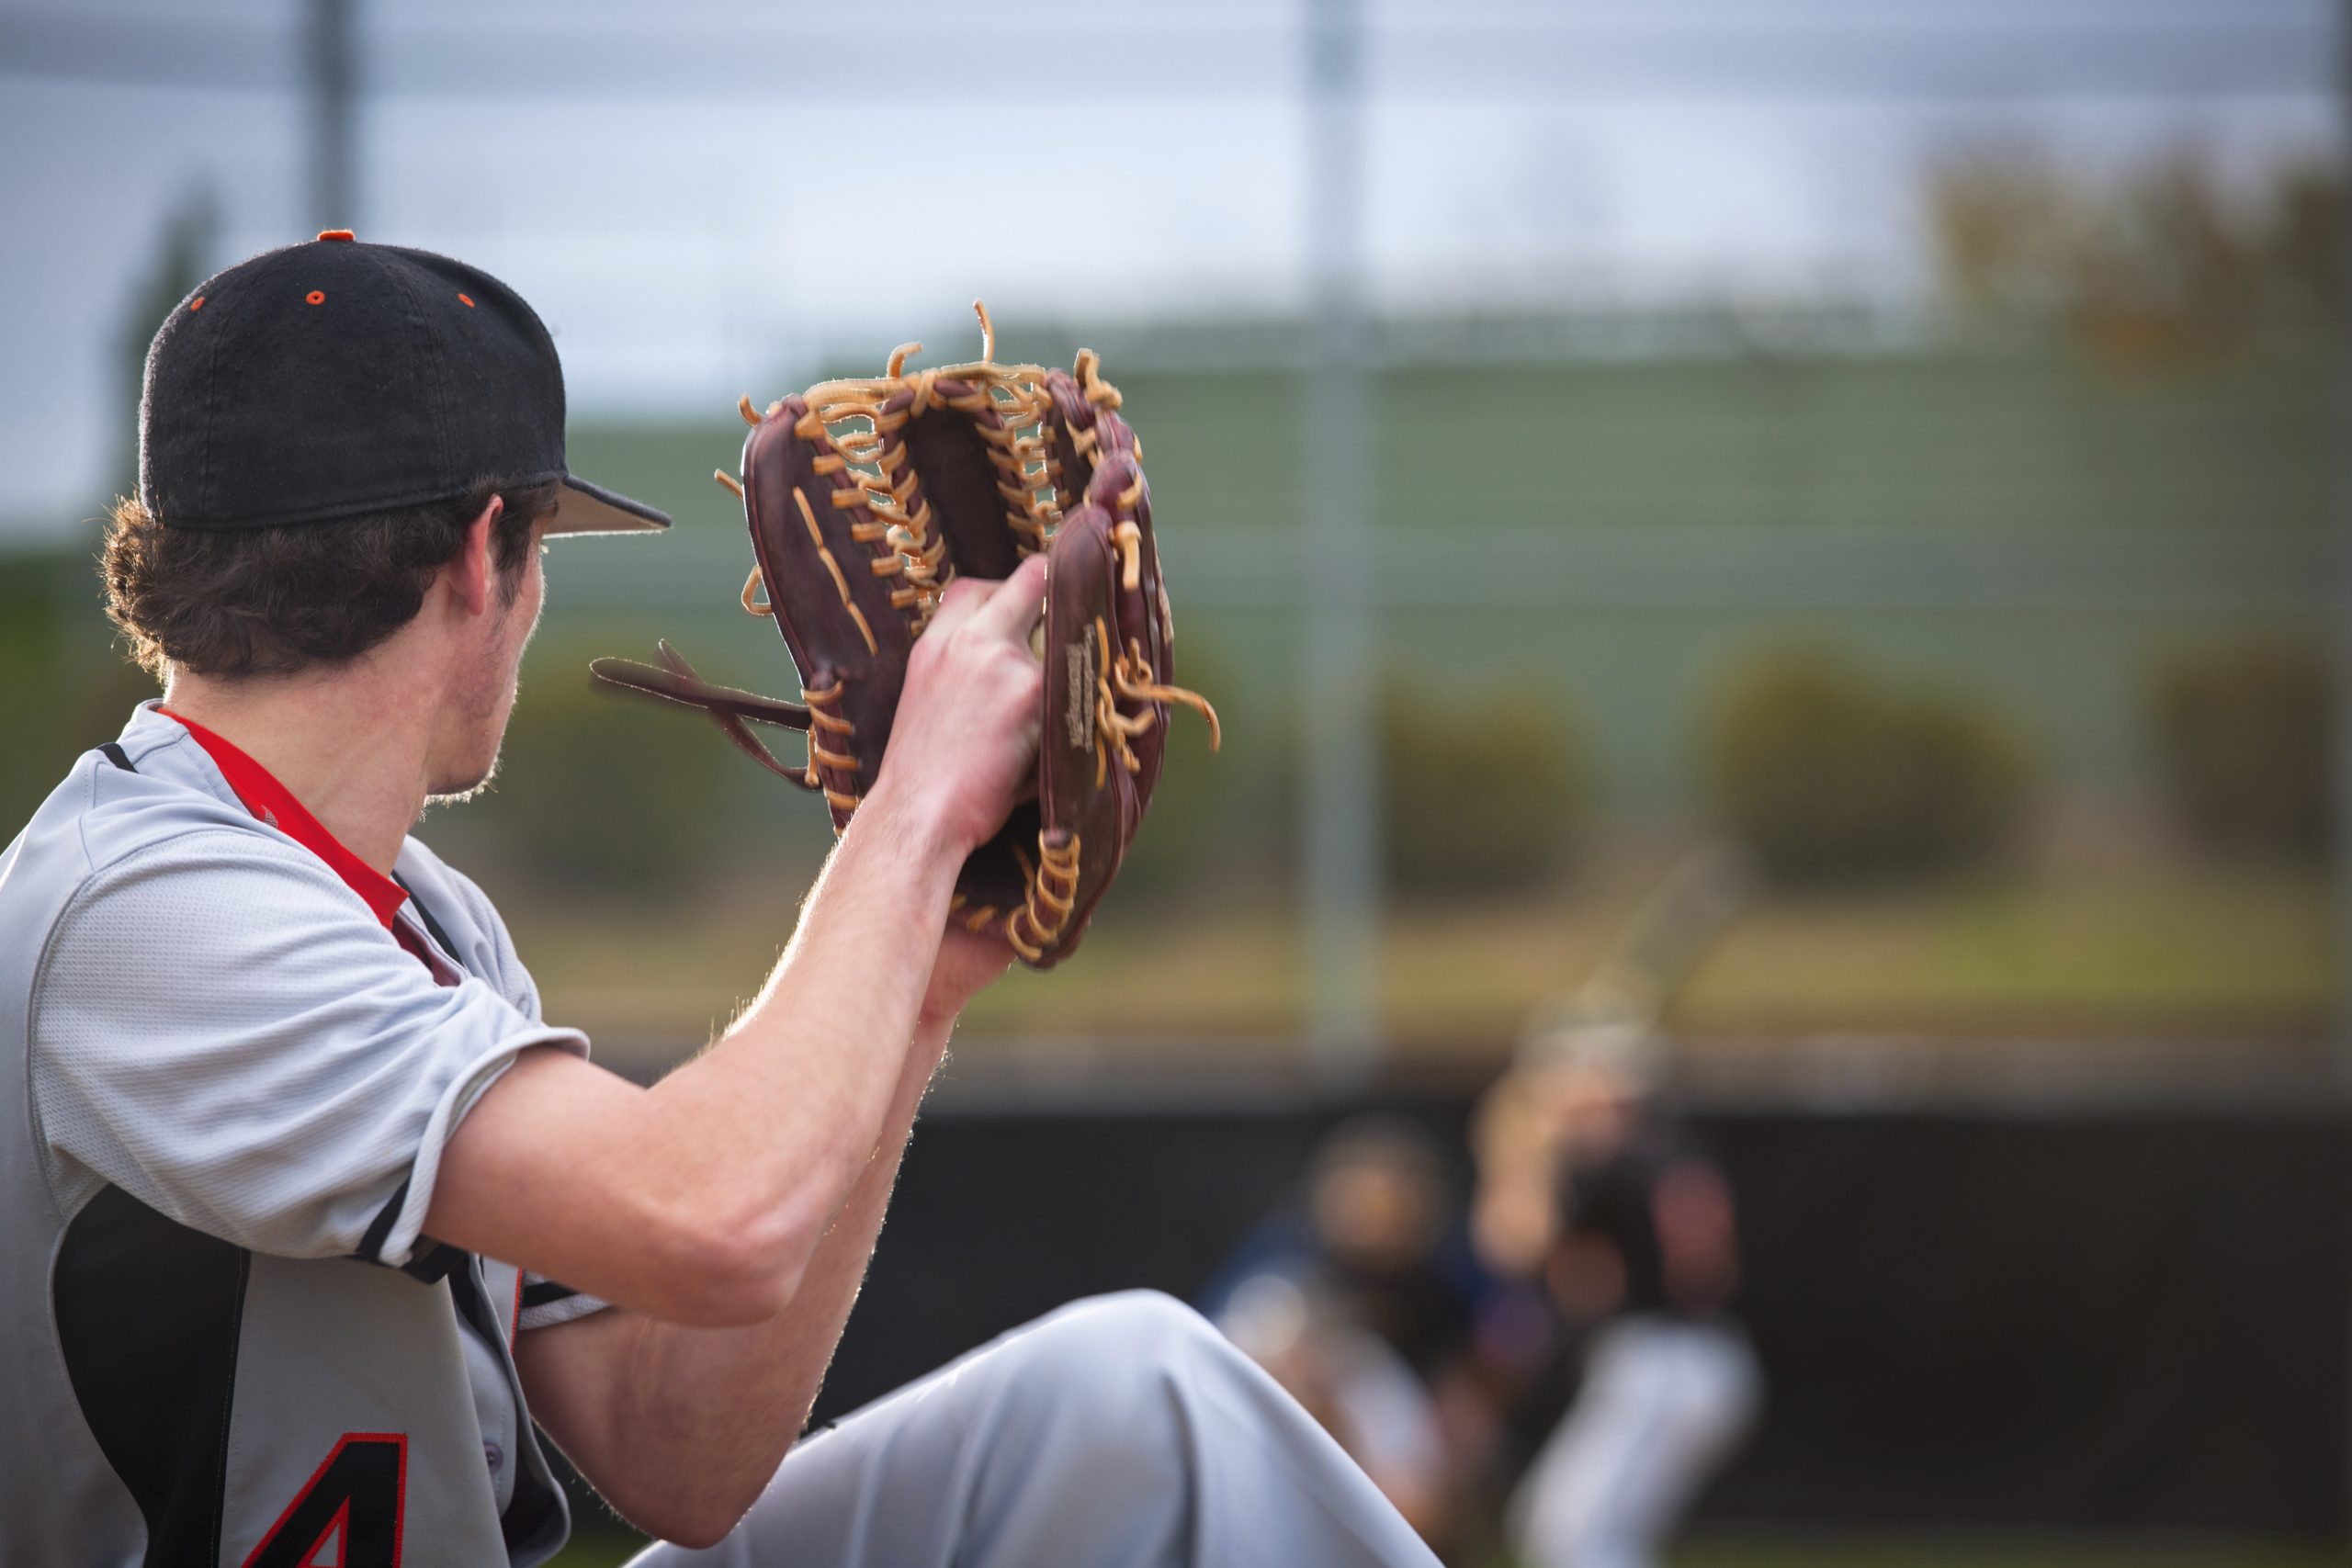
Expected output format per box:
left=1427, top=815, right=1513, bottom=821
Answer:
left=1202, top=1117, right=1479, bottom=1542
left=1473, top=847, right=1763, bottom=1568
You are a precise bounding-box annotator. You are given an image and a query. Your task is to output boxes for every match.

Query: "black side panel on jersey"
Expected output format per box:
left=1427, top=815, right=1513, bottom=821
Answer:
left=521, top=1278, right=582, bottom=1311
left=53, top=1185, right=251, bottom=1568
left=390, top=871, right=461, bottom=964
left=446, top=1259, right=562, bottom=1551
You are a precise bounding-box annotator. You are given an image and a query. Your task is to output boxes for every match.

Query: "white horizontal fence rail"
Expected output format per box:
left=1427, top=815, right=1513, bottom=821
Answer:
left=542, top=524, right=2331, bottom=615
left=1181, top=525, right=2335, bottom=613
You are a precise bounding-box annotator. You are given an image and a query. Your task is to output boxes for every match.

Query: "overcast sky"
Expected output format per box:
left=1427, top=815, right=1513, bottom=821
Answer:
left=0, top=0, right=2336, bottom=540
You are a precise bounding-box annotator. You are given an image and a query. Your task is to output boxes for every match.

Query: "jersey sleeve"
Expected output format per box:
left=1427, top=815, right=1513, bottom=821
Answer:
left=28, top=829, right=588, bottom=1269
left=517, top=1272, right=612, bottom=1332
left=398, top=842, right=552, bottom=1024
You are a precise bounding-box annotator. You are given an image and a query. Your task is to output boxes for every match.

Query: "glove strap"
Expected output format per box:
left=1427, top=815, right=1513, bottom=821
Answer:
left=589, top=640, right=822, bottom=791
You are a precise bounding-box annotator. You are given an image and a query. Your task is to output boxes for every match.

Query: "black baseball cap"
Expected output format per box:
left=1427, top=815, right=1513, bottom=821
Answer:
left=139, top=231, right=669, bottom=536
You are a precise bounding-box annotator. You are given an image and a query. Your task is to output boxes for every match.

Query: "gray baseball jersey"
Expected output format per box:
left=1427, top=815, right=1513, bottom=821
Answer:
left=2, top=704, right=608, bottom=1566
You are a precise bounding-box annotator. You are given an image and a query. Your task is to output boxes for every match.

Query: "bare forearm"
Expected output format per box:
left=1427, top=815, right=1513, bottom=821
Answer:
left=644, top=789, right=956, bottom=1247
left=428, top=785, right=961, bottom=1325
left=533, top=1013, right=951, bottom=1540
left=650, top=1021, right=943, bottom=1472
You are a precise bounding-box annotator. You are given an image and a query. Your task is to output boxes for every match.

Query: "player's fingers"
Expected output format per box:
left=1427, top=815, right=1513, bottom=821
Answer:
left=967, top=553, right=1049, bottom=643
left=922, top=574, right=994, bottom=638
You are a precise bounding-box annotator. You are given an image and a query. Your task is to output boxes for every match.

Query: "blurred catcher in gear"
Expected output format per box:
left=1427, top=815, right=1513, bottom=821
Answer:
left=1204, top=1117, right=1483, bottom=1543
left=0, top=235, right=1430, bottom=1568
left=1472, top=848, right=1764, bottom=1568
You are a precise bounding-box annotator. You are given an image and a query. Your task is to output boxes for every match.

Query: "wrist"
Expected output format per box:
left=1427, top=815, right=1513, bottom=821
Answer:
left=916, top=965, right=978, bottom=1035
left=914, top=991, right=963, bottom=1037
left=921, top=929, right=1015, bottom=1031
left=856, top=773, right=972, bottom=868
left=916, top=957, right=960, bottom=1027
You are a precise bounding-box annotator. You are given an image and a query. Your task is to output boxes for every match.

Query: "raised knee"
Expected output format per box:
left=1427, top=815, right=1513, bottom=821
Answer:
left=1099, top=1288, right=1219, bottom=1344
left=989, top=1289, right=1231, bottom=1434
left=1040, top=1289, right=1221, bottom=1365
left=956, top=1293, right=1204, bottom=1483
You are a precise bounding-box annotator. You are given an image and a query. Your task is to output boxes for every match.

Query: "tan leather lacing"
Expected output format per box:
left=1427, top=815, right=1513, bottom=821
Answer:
left=718, top=470, right=769, bottom=620
left=1113, top=520, right=1143, bottom=592
left=1114, top=642, right=1221, bottom=750
left=801, top=677, right=859, bottom=809
left=1084, top=616, right=1222, bottom=791
left=792, top=486, right=879, bottom=657
left=1086, top=618, right=1144, bottom=787
left=796, top=302, right=1065, bottom=595
left=1073, top=347, right=1122, bottom=412
left=948, top=891, right=1003, bottom=933
left=1005, top=832, right=1082, bottom=963
left=727, top=309, right=1124, bottom=651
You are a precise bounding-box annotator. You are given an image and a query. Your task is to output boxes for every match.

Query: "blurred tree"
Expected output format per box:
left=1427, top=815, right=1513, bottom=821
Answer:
left=1927, top=148, right=2339, bottom=368
left=0, top=558, right=71, bottom=829
left=1703, top=646, right=2034, bottom=887
left=2148, top=635, right=2331, bottom=861
left=113, top=187, right=220, bottom=498
left=462, top=655, right=746, bottom=895
left=1930, top=152, right=2081, bottom=323
left=2257, top=158, right=2344, bottom=330
left=1378, top=674, right=1586, bottom=897
left=1, top=548, right=160, bottom=829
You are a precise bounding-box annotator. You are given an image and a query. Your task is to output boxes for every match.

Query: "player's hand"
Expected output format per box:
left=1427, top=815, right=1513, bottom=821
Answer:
left=868, top=555, right=1047, bottom=860
left=921, top=923, right=1017, bottom=1027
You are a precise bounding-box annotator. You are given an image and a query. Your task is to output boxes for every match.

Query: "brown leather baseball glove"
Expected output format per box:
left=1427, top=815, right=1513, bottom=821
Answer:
left=590, top=305, right=1217, bottom=969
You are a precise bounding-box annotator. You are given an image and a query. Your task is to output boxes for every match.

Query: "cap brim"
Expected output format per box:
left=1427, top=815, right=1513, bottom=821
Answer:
left=548, top=474, right=671, bottom=536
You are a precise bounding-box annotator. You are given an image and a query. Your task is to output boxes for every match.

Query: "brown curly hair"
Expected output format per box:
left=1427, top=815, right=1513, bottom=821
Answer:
left=102, top=478, right=559, bottom=680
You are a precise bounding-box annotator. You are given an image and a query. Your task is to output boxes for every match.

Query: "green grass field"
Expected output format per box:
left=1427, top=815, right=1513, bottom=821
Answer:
left=503, top=845, right=2333, bottom=1075
left=1675, top=1550, right=2352, bottom=1568
left=545, top=1520, right=2352, bottom=1568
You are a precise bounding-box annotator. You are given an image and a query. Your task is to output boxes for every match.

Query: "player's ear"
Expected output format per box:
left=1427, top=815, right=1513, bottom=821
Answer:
left=443, top=495, right=505, bottom=618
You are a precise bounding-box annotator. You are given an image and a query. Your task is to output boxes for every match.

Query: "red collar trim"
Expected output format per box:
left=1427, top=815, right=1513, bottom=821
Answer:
left=157, top=708, right=411, bottom=931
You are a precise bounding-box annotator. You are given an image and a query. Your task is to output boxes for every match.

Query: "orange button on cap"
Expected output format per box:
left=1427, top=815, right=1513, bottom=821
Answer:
left=317, top=229, right=356, bottom=243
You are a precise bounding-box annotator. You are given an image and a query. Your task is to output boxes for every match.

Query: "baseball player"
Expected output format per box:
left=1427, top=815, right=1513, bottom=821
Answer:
left=1475, top=1029, right=1760, bottom=1568
left=1473, top=851, right=1763, bottom=1568
left=0, top=234, right=1439, bottom=1567
left=1203, top=1118, right=1478, bottom=1538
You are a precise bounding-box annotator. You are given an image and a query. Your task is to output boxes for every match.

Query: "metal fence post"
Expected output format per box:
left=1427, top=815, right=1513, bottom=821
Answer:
left=1301, top=0, right=1382, bottom=1075
left=307, top=0, right=356, bottom=230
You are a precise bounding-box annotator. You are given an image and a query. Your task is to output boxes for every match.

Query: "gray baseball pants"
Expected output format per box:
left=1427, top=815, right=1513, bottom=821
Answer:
left=629, top=1290, right=1441, bottom=1568
left=1509, top=1316, right=1761, bottom=1568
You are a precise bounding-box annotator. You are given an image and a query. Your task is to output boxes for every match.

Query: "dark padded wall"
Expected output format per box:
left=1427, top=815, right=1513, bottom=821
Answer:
left=1706, top=1112, right=2351, bottom=1535
left=809, top=1101, right=2352, bottom=1538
